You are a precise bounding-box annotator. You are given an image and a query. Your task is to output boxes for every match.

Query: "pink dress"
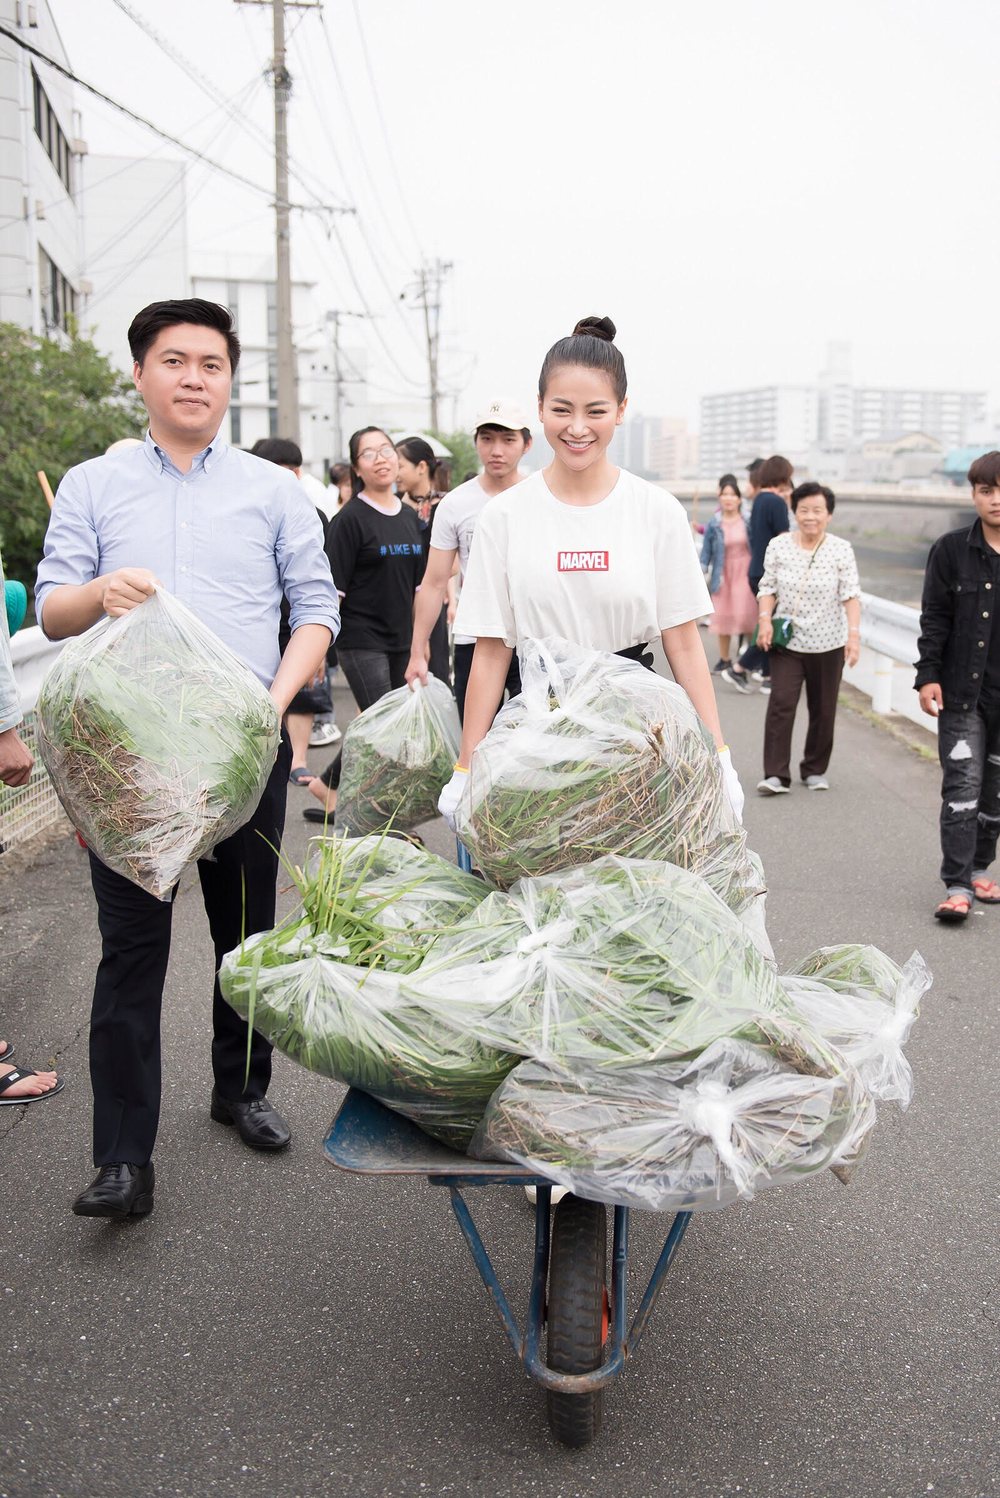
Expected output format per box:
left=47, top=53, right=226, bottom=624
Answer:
left=710, top=517, right=758, bottom=635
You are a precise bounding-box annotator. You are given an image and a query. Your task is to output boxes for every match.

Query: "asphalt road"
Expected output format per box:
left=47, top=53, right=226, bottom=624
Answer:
left=1, top=674, right=998, bottom=1498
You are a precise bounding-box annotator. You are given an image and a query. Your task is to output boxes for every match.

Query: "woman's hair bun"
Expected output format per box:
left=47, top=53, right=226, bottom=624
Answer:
left=571, top=315, right=616, bottom=344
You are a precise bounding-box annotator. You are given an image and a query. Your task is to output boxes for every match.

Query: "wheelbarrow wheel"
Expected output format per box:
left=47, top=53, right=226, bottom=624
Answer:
left=546, top=1194, right=607, bottom=1447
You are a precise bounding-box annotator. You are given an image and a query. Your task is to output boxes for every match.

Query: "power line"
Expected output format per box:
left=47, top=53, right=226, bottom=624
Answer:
left=292, top=27, right=427, bottom=361
left=0, top=20, right=311, bottom=206
left=311, top=14, right=420, bottom=273
left=108, top=0, right=350, bottom=215
left=346, top=0, right=424, bottom=259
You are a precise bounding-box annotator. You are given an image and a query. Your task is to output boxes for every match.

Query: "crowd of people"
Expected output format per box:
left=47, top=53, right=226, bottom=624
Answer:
left=1, top=293, right=999, bottom=1211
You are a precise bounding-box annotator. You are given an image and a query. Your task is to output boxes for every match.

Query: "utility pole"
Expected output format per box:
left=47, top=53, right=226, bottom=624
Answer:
left=406, top=258, right=452, bottom=432
left=325, top=309, right=366, bottom=460
left=236, top=0, right=321, bottom=444
left=271, top=0, right=297, bottom=442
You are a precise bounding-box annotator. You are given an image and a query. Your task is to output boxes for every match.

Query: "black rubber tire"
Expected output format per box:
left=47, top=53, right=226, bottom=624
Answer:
left=545, top=1194, right=607, bottom=1447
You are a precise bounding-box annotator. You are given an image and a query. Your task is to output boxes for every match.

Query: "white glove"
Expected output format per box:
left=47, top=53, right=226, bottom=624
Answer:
left=718, top=747, right=744, bottom=824
left=437, top=768, right=469, bottom=832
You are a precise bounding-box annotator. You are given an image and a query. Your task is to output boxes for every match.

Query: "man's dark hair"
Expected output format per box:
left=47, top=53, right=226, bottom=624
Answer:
left=475, top=423, right=531, bottom=444
left=757, top=454, right=794, bottom=490
left=791, top=480, right=834, bottom=515
left=329, top=462, right=351, bottom=484
left=127, top=298, right=241, bottom=372
left=968, top=451, right=1000, bottom=488
left=251, top=437, right=302, bottom=468
left=746, top=457, right=764, bottom=476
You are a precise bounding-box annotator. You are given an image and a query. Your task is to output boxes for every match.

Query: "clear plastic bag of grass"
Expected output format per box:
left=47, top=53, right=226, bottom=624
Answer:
left=305, top=833, right=487, bottom=967
left=781, top=949, right=930, bottom=1107
left=452, top=636, right=763, bottom=914
left=470, top=1038, right=877, bottom=1212
left=415, top=856, right=832, bottom=1076
left=37, top=588, right=280, bottom=899
left=335, top=676, right=461, bottom=836
left=219, top=833, right=509, bottom=1149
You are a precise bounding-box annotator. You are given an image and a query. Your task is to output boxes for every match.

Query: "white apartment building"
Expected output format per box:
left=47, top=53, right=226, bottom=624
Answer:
left=702, top=344, right=987, bottom=477
left=0, top=0, right=85, bottom=336
left=82, top=155, right=188, bottom=374
left=699, top=386, right=818, bottom=478
left=610, top=415, right=699, bottom=484
left=192, top=263, right=340, bottom=471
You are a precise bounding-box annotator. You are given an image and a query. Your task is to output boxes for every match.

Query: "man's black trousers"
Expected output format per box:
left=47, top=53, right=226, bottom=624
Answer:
left=87, top=735, right=291, bottom=1167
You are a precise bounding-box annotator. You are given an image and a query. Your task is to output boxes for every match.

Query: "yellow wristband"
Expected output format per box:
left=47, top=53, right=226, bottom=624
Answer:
left=453, top=763, right=469, bottom=773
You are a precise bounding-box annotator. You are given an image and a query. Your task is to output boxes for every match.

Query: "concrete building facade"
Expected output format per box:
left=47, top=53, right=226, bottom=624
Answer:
left=0, top=0, right=85, bottom=336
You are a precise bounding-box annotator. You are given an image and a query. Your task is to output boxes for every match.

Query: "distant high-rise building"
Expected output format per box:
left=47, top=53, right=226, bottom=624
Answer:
left=611, top=415, right=698, bottom=484
left=700, top=343, right=987, bottom=475
left=699, top=387, right=818, bottom=478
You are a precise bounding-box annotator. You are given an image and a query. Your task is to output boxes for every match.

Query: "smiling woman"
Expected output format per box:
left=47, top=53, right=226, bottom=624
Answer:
left=435, top=316, right=745, bottom=830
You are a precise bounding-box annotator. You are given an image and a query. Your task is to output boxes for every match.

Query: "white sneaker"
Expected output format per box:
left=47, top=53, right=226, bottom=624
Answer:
left=524, top=1184, right=568, bottom=1205
left=802, top=774, right=829, bottom=790
left=309, top=722, right=341, bottom=747
left=758, top=681, right=772, bottom=696
left=757, top=776, right=790, bottom=795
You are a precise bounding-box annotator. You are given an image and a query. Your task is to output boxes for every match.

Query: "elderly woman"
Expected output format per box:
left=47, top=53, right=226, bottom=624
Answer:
left=755, top=482, right=861, bottom=794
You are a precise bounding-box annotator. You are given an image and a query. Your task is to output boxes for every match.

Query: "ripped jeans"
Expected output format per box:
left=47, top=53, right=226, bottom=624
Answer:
left=937, top=700, right=1000, bottom=894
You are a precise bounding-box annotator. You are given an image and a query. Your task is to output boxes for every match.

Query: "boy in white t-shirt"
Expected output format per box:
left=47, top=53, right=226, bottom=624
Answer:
left=405, top=400, right=533, bottom=720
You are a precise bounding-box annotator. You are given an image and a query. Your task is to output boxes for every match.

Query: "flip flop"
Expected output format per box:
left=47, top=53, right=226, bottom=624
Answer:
left=303, top=805, right=335, bottom=823
left=288, top=768, right=315, bottom=787
left=972, top=878, right=1000, bottom=904
left=0, top=1067, right=65, bottom=1105
left=934, top=894, right=971, bottom=924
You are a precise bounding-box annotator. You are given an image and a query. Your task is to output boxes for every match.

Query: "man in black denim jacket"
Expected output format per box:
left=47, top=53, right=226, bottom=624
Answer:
left=915, top=451, right=1000, bottom=921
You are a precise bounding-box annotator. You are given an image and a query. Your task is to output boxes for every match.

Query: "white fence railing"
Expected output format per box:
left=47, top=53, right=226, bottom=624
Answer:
left=845, top=592, right=932, bottom=734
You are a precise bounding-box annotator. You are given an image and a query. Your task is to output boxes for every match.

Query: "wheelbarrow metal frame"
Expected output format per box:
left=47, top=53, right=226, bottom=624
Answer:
left=324, top=1088, right=692, bottom=1399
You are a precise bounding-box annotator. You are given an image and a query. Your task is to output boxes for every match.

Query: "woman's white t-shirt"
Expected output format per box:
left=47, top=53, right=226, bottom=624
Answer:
left=452, top=468, right=711, bottom=651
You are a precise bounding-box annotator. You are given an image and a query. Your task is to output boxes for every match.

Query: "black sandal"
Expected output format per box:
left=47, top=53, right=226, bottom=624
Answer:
left=0, top=1041, right=15, bottom=1063
left=0, top=1067, right=65, bottom=1106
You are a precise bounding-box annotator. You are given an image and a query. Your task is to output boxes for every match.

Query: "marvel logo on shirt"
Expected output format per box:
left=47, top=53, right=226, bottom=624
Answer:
left=558, top=550, right=610, bottom=572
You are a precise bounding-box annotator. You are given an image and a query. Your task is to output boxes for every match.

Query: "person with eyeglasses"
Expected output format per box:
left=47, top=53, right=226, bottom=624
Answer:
left=303, top=427, right=426, bottom=821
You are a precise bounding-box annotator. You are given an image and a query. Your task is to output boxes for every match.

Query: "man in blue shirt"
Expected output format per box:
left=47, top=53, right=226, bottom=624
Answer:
left=35, top=298, right=340, bottom=1220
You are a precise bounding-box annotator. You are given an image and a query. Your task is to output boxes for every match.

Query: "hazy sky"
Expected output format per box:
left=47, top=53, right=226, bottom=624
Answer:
left=56, top=0, right=1000, bottom=428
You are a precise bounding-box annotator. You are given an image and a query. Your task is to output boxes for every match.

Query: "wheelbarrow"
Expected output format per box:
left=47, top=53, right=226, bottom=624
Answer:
left=323, top=1087, right=692, bottom=1447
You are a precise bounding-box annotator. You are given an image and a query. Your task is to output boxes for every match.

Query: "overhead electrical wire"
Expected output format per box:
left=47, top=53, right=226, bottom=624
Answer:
left=346, top=0, right=425, bottom=258
left=108, top=0, right=350, bottom=215
left=0, top=20, right=295, bottom=205
left=292, top=26, right=427, bottom=362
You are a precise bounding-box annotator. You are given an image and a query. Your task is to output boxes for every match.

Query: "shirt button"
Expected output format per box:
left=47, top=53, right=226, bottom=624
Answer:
left=984, top=612, right=990, bottom=618
left=973, top=673, right=979, bottom=679
left=979, top=640, right=985, bottom=648
left=181, top=566, right=188, bottom=573
left=987, top=583, right=993, bottom=590
left=181, top=522, right=188, bottom=529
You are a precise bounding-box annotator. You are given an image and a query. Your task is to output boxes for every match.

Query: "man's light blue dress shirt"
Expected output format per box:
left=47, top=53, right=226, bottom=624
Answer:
left=35, top=432, right=340, bottom=686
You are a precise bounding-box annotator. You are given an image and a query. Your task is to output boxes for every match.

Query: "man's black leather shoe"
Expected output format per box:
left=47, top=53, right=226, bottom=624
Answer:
left=210, top=1089, right=291, bottom=1151
left=72, top=1162, right=155, bottom=1219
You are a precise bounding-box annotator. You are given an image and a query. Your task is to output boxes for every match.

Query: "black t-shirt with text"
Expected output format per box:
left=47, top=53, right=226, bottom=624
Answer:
left=326, top=496, right=426, bottom=652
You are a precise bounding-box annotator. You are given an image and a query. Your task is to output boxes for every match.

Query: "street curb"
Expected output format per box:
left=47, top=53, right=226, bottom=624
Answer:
left=838, top=682, right=938, bottom=762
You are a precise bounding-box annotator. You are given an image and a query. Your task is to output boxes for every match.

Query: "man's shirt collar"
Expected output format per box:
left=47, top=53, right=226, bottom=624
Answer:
left=143, top=428, right=228, bottom=477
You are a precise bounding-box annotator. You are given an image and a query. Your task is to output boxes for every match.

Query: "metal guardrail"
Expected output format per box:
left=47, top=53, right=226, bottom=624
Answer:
left=857, top=591, right=921, bottom=714
left=10, top=625, right=66, bottom=714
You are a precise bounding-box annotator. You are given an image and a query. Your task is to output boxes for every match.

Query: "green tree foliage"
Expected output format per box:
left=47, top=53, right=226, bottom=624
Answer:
left=428, top=429, right=478, bottom=487
left=0, top=324, right=144, bottom=592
